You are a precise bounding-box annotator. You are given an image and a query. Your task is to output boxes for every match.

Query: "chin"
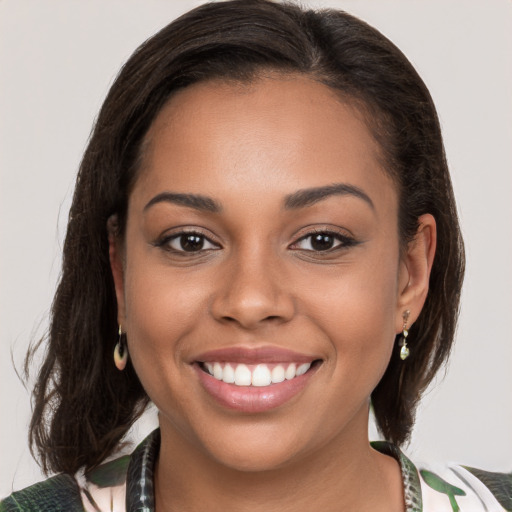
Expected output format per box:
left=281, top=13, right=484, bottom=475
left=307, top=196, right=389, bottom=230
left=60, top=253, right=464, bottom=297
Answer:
left=192, top=419, right=318, bottom=473
left=208, top=442, right=299, bottom=473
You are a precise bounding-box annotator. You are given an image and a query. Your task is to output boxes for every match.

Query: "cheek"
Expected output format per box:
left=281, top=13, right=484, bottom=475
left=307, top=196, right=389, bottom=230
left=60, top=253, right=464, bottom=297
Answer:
left=299, top=251, right=400, bottom=380
left=302, top=254, right=399, bottom=329
left=121, top=265, right=215, bottom=440
left=122, top=254, right=208, bottom=380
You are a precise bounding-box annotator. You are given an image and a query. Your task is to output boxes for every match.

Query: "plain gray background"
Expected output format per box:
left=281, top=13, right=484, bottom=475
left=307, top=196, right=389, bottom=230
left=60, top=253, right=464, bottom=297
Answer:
left=1, top=0, right=511, bottom=498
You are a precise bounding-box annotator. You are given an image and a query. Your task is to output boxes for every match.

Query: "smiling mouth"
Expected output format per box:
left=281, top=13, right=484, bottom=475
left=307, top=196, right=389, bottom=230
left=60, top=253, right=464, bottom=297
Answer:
left=192, top=346, right=323, bottom=412
left=199, top=360, right=321, bottom=387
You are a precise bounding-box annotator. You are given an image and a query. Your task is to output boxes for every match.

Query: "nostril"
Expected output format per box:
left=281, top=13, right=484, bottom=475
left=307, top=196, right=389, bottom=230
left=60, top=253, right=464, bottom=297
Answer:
left=211, top=282, right=295, bottom=329
left=219, top=313, right=289, bottom=328
left=221, top=316, right=238, bottom=323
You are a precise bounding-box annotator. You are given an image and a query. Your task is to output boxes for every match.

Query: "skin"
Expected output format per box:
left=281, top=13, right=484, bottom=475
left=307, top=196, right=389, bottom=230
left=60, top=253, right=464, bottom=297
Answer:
left=110, top=74, right=436, bottom=512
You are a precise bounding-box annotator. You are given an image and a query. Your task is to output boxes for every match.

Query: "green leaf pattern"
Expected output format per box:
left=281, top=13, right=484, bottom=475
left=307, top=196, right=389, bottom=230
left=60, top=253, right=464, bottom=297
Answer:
left=420, top=469, right=466, bottom=511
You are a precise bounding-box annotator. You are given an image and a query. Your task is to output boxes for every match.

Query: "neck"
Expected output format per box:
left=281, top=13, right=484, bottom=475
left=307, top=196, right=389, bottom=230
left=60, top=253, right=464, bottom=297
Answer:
left=154, top=409, right=404, bottom=512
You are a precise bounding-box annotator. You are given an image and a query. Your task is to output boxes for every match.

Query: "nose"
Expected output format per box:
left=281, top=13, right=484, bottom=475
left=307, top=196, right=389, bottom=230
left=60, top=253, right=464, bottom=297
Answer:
left=210, top=250, right=295, bottom=330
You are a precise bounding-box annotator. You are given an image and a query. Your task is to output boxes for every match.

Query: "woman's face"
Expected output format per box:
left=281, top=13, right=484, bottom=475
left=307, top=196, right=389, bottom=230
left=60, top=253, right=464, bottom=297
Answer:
left=111, top=75, right=431, bottom=471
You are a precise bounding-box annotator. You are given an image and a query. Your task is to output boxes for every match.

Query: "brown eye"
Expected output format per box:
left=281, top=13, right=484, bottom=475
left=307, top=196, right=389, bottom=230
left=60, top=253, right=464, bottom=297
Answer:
left=179, top=234, right=205, bottom=251
left=310, top=233, right=336, bottom=251
left=291, top=231, right=356, bottom=252
left=163, top=232, right=219, bottom=253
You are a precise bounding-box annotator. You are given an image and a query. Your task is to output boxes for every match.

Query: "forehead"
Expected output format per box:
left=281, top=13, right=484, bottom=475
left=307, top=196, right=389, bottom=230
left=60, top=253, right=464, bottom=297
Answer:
left=133, top=75, right=396, bottom=214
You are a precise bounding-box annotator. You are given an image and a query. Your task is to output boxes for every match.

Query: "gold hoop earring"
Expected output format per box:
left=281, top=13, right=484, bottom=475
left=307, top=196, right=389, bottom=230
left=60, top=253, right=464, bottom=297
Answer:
left=399, top=310, right=411, bottom=361
left=114, top=325, right=128, bottom=370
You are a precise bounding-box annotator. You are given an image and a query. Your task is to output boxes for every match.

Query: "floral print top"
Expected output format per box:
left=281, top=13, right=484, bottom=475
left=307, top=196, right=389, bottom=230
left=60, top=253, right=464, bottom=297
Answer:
left=2, top=429, right=511, bottom=511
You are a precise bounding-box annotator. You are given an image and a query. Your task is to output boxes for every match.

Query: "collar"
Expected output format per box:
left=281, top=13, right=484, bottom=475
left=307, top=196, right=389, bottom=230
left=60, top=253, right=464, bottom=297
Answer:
left=126, top=429, right=160, bottom=512
left=371, top=441, right=422, bottom=512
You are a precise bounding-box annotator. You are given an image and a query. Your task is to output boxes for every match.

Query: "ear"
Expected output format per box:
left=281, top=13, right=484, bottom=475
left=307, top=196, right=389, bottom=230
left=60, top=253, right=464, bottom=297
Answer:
left=107, top=215, right=126, bottom=327
left=395, top=213, right=437, bottom=332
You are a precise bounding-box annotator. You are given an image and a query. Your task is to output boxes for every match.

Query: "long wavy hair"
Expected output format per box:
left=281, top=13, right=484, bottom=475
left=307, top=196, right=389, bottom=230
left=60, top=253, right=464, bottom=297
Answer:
left=27, top=0, right=464, bottom=474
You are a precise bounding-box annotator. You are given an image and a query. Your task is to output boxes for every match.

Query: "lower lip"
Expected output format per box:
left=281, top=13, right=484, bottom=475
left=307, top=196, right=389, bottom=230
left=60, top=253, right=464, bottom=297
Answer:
left=194, top=364, right=318, bottom=413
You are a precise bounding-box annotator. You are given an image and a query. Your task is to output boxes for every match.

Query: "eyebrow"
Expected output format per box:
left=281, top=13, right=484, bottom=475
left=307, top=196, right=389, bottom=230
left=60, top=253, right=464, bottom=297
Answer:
left=284, top=183, right=375, bottom=210
left=143, top=182, right=374, bottom=214
left=144, top=192, right=222, bottom=213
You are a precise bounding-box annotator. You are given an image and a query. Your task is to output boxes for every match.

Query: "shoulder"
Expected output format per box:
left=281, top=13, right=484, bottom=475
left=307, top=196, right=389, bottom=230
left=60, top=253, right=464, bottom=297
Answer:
left=1, top=430, right=159, bottom=512
left=0, top=455, right=131, bottom=512
left=418, top=463, right=512, bottom=512
left=0, top=473, right=83, bottom=512
left=77, top=455, right=130, bottom=512
left=74, top=430, right=158, bottom=512
left=372, top=441, right=512, bottom=511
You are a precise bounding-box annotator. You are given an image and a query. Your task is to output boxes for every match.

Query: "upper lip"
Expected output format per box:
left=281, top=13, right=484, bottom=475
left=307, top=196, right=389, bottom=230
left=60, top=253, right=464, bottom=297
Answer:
left=193, top=346, right=320, bottom=364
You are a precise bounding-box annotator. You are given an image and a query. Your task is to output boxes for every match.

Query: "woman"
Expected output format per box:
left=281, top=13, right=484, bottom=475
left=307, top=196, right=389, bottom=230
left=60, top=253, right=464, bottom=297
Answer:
left=1, top=1, right=510, bottom=511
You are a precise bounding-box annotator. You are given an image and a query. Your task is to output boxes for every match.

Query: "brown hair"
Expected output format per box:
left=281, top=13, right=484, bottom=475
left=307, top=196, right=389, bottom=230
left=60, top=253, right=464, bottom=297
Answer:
left=27, top=0, right=464, bottom=474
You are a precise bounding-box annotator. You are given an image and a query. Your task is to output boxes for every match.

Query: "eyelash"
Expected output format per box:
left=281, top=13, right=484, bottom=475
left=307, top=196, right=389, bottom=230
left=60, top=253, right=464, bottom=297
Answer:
left=154, top=228, right=357, bottom=255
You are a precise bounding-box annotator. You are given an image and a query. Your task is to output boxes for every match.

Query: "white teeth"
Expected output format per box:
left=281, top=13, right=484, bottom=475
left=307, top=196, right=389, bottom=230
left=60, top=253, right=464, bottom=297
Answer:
left=285, top=363, right=296, bottom=380
left=203, top=361, right=312, bottom=387
left=252, top=364, right=272, bottom=387
left=234, top=364, right=252, bottom=386
left=296, top=363, right=310, bottom=376
left=213, top=362, right=223, bottom=380
left=271, top=365, right=285, bottom=383
left=222, top=364, right=235, bottom=383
